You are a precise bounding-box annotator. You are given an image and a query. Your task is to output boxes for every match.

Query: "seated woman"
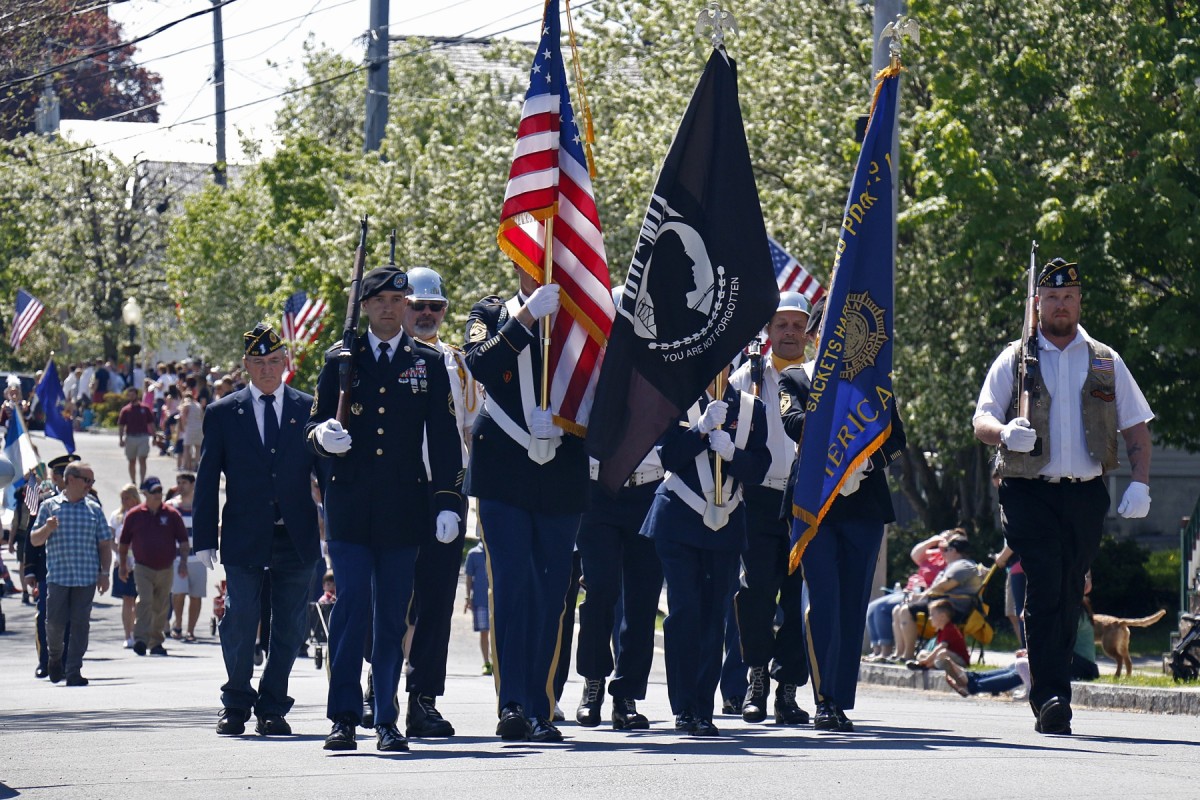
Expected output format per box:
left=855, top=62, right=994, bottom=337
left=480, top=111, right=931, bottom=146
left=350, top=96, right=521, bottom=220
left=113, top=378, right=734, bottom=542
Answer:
left=864, top=529, right=955, bottom=660
left=891, top=535, right=981, bottom=661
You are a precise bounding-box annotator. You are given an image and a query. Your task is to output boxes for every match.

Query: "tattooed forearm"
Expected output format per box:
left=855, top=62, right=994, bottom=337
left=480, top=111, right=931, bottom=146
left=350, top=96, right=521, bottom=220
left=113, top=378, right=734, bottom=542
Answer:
left=1121, top=422, right=1152, bottom=484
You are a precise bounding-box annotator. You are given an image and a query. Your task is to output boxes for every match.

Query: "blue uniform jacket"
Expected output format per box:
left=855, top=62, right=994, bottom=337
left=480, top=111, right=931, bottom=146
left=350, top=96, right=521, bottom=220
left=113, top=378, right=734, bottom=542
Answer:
left=462, top=295, right=589, bottom=514
left=306, top=332, right=463, bottom=548
left=777, top=364, right=906, bottom=524
left=193, top=384, right=321, bottom=567
left=640, top=386, right=770, bottom=551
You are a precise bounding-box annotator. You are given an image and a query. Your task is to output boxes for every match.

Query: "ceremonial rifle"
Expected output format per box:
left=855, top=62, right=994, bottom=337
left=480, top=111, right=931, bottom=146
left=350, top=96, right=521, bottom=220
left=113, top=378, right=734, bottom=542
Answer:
left=1017, top=240, right=1042, bottom=457
left=335, top=216, right=368, bottom=428
left=747, top=336, right=764, bottom=398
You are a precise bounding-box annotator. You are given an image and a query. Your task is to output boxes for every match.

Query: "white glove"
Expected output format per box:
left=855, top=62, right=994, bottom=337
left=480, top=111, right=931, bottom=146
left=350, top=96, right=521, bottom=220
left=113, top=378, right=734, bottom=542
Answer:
left=529, top=406, right=561, bottom=439
left=195, top=549, right=217, bottom=569
left=315, top=419, right=352, bottom=454
left=839, top=461, right=869, bottom=497
left=708, top=428, right=735, bottom=461
left=1117, top=481, right=1151, bottom=519
left=697, top=400, right=728, bottom=434
left=524, top=284, right=561, bottom=318
left=435, top=510, right=461, bottom=543
left=1000, top=417, right=1038, bottom=453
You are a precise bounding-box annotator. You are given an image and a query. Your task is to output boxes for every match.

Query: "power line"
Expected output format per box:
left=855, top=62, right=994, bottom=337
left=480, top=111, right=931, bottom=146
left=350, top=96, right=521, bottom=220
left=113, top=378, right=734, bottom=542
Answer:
left=0, top=0, right=241, bottom=94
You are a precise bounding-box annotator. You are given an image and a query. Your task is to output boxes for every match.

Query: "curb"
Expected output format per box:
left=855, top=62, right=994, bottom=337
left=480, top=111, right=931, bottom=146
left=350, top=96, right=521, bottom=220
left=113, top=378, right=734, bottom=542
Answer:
left=858, top=662, right=1200, bottom=715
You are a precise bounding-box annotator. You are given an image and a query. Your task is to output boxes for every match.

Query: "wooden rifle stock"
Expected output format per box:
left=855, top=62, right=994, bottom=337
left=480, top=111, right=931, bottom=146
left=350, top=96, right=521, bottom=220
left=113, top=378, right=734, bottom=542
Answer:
left=1017, top=240, right=1042, bottom=456
left=335, top=216, right=369, bottom=428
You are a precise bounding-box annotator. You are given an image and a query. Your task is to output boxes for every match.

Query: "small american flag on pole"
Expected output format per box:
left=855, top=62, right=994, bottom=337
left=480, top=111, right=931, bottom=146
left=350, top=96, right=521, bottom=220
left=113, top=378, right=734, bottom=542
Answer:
left=496, top=0, right=612, bottom=437
left=10, top=288, right=45, bottom=352
left=768, top=237, right=825, bottom=305
left=281, top=290, right=328, bottom=383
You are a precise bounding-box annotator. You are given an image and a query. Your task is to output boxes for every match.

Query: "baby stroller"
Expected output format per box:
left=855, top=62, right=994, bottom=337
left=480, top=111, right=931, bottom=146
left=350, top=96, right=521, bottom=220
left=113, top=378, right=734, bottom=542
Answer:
left=210, top=579, right=227, bottom=636
left=1169, top=614, right=1200, bottom=682
left=308, top=599, right=334, bottom=676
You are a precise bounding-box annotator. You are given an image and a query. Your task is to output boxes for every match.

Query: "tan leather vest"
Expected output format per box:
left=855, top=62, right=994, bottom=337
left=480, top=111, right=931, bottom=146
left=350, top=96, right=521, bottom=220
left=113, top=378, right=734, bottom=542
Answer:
left=996, top=339, right=1119, bottom=478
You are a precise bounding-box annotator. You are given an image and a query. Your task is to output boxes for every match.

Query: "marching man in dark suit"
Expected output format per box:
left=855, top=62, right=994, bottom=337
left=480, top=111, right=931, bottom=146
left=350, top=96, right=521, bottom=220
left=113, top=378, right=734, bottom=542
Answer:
left=308, top=265, right=463, bottom=753
left=194, top=323, right=322, bottom=738
left=463, top=269, right=590, bottom=743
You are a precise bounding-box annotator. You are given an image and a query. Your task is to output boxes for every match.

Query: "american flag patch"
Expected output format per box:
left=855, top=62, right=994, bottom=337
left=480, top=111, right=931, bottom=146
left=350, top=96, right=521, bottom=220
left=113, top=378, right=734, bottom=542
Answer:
left=1091, top=356, right=1114, bottom=374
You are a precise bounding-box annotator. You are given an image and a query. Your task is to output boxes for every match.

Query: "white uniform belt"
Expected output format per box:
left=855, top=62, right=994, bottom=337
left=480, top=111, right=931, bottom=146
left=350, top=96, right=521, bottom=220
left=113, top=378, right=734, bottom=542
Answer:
left=760, top=476, right=789, bottom=491
left=589, top=462, right=664, bottom=487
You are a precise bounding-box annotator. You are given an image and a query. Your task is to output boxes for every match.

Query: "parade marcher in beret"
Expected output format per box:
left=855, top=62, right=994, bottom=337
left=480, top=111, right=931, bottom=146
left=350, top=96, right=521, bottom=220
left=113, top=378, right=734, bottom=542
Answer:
left=974, top=256, right=1153, bottom=735
left=194, top=323, right=322, bottom=737
left=308, top=266, right=464, bottom=753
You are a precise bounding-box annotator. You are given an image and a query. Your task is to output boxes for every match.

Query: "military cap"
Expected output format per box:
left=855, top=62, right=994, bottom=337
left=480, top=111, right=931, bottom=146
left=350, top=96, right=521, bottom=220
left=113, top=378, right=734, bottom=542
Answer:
left=243, top=323, right=285, bottom=357
left=1037, top=257, right=1081, bottom=289
left=805, top=296, right=826, bottom=336
left=361, top=265, right=409, bottom=301
left=48, top=453, right=81, bottom=473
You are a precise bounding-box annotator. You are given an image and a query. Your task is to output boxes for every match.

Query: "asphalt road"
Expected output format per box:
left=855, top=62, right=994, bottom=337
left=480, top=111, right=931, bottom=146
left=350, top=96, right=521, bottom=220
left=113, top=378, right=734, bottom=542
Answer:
left=2, top=431, right=1198, bottom=799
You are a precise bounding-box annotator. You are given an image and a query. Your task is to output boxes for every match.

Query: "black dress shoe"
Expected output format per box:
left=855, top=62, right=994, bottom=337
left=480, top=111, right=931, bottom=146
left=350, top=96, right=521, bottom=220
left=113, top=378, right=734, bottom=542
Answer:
left=529, top=717, right=563, bottom=743
left=133, top=640, right=147, bottom=656
left=217, top=708, right=249, bottom=736
left=611, top=697, right=649, bottom=730
left=496, top=703, right=531, bottom=741
left=813, top=700, right=839, bottom=731
left=256, top=714, right=293, bottom=736
left=674, top=713, right=697, bottom=733
left=406, top=694, right=455, bottom=738
left=834, top=707, right=854, bottom=733
left=576, top=678, right=604, bottom=727
left=1036, top=697, right=1072, bottom=735
left=742, top=666, right=769, bottom=723
left=324, top=717, right=358, bottom=751
left=774, top=684, right=810, bottom=725
left=65, top=675, right=89, bottom=687
left=376, top=724, right=409, bottom=752
left=47, top=659, right=64, bottom=684
left=690, top=717, right=719, bottom=737
left=361, top=706, right=375, bottom=729
left=720, top=696, right=743, bottom=716
left=35, top=666, right=48, bottom=679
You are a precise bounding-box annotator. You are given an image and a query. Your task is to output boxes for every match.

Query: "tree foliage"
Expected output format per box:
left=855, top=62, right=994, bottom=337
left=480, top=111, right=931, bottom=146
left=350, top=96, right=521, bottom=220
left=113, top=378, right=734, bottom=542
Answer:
left=0, top=0, right=162, bottom=138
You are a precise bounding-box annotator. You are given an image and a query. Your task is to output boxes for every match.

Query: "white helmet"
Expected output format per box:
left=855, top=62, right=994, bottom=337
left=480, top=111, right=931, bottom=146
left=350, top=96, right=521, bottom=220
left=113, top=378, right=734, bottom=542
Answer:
left=776, top=291, right=811, bottom=316
left=406, top=267, right=447, bottom=303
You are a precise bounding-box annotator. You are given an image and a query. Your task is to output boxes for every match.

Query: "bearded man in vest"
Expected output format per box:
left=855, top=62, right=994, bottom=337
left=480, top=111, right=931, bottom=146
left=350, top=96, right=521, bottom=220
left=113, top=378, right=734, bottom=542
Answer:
left=973, top=257, right=1153, bottom=736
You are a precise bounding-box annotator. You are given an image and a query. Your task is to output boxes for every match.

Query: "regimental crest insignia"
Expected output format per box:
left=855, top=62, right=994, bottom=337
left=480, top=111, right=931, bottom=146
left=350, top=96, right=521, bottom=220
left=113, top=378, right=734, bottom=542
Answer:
left=838, top=291, right=888, bottom=382
left=502, top=370, right=512, bottom=384
left=468, top=320, right=488, bottom=343
left=350, top=403, right=363, bottom=416
left=310, top=391, right=319, bottom=416
left=779, top=392, right=791, bottom=416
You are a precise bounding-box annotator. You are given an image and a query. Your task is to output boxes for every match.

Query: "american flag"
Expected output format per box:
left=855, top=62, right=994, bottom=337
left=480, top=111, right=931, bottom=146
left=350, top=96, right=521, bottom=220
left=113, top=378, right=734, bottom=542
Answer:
left=768, top=237, right=825, bottom=304
left=10, top=288, right=45, bottom=352
left=24, top=477, right=45, bottom=518
left=496, top=0, right=612, bottom=437
left=281, top=290, right=328, bottom=383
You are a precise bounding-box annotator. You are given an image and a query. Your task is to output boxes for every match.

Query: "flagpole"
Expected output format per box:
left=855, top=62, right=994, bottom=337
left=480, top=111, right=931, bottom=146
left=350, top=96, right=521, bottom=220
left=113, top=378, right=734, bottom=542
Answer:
left=539, top=215, right=555, bottom=411
left=713, top=369, right=726, bottom=507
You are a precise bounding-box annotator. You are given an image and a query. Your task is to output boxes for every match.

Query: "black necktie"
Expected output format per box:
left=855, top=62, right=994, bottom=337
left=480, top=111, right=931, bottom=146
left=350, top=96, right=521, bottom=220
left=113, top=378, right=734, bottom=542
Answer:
left=378, top=341, right=391, bottom=366
left=261, top=393, right=279, bottom=454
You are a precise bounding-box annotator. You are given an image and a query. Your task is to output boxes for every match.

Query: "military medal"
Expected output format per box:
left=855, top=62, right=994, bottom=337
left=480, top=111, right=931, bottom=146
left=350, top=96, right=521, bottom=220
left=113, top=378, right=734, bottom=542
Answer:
left=350, top=403, right=363, bottom=416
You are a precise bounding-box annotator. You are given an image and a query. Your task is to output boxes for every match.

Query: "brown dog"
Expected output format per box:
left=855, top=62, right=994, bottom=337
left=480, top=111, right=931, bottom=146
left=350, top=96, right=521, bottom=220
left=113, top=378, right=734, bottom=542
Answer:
left=1092, top=608, right=1166, bottom=677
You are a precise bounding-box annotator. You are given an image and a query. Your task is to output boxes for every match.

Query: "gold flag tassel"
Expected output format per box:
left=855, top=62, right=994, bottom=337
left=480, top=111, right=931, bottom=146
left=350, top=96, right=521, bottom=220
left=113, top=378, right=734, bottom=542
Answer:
left=564, top=0, right=597, bottom=178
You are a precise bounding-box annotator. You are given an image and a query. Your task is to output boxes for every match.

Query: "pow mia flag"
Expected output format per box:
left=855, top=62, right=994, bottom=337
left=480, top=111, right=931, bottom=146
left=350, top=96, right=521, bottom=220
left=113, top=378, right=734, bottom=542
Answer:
left=587, top=49, right=778, bottom=494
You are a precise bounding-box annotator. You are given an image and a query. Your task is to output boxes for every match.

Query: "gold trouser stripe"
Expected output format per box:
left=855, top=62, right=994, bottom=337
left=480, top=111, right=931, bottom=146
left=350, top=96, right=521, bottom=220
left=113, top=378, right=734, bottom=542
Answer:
left=800, top=562, right=824, bottom=702
left=543, top=584, right=572, bottom=716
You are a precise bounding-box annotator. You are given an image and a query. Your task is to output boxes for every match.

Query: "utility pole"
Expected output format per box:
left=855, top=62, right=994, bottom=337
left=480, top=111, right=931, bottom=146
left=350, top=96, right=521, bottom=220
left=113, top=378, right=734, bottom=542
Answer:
left=33, top=52, right=60, bottom=138
left=363, top=0, right=389, bottom=153
left=871, top=0, right=904, bottom=267
left=212, top=0, right=227, bottom=187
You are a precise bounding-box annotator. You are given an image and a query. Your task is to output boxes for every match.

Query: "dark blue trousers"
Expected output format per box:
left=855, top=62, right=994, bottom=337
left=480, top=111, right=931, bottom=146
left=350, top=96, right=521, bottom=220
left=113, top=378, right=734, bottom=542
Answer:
left=478, top=498, right=579, bottom=720
left=575, top=484, right=662, bottom=700
left=406, top=498, right=467, bottom=698
left=800, top=516, right=883, bottom=711
left=219, top=529, right=314, bottom=717
left=720, top=604, right=747, bottom=702
left=326, top=540, right=418, bottom=726
left=656, top=538, right=740, bottom=720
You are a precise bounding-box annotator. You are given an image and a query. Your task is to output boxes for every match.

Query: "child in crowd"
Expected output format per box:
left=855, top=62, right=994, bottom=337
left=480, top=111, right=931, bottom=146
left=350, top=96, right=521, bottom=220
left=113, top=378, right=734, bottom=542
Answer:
left=317, top=571, right=337, bottom=605
left=907, top=598, right=969, bottom=671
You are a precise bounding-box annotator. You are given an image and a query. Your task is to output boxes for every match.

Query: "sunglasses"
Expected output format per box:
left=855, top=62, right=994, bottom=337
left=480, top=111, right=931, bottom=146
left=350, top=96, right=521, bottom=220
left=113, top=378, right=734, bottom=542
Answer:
left=409, top=301, right=446, bottom=313
left=73, top=475, right=95, bottom=485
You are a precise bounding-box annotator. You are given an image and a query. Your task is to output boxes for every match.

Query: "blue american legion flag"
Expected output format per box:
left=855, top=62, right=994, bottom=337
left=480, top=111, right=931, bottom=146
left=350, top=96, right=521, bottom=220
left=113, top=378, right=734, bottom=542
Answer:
left=789, top=67, right=902, bottom=569
left=10, top=289, right=45, bottom=352
left=768, top=237, right=825, bottom=305
left=281, top=290, right=328, bottom=383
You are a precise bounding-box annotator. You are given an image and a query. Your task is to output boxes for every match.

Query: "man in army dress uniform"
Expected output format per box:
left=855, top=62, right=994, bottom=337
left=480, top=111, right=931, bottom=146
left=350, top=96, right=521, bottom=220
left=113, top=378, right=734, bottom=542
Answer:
left=308, top=265, right=464, bottom=753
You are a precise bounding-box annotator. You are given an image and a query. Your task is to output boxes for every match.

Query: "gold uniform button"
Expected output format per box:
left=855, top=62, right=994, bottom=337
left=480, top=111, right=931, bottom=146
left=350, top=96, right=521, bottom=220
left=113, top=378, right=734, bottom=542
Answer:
left=378, top=406, right=385, bottom=414
left=377, top=428, right=384, bottom=435
left=376, top=448, right=384, bottom=456
left=379, top=387, right=386, bottom=394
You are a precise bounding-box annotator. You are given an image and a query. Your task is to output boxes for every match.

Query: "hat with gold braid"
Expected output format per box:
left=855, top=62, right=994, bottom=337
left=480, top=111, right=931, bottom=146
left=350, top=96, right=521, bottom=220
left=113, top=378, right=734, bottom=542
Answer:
left=243, top=323, right=285, bottom=357
left=1037, top=257, right=1081, bottom=288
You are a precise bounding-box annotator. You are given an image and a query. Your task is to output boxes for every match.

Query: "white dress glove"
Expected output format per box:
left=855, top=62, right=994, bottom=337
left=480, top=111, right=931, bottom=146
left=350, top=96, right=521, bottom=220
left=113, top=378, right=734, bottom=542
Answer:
left=839, top=461, right=870, bottom=497
left=435, top=510, right=462, bottom=543
left=697, top=400, right=728, bottom=435
left=708, top=428, right=736, bottom=461
left=524, top=284, right=561, bottom=318
left=315, top=419, right=352, bottom=454
left=1117, top=481, right=1151, bottom=518
left=1000, top=417, right=1037, bottom=453
left=529, top=406, right=561, bottom=439
left=195, top=549, right=217, bottom=569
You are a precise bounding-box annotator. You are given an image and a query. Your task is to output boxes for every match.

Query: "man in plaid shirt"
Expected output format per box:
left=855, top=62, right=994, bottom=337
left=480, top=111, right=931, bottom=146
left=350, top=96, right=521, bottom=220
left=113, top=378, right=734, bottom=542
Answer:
left=30, top=461, right=112, bottom=686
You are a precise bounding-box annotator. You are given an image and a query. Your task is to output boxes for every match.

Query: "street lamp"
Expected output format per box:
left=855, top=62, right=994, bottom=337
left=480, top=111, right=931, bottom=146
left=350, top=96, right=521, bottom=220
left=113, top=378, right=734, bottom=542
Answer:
left=121, top=296, right=143, bottom=384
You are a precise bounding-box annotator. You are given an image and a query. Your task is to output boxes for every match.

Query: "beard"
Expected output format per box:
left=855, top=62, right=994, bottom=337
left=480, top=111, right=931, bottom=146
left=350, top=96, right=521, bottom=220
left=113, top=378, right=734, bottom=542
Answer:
left=1042, top=315, right=1078, bottom=339
left=410, top=318, right=440, bottom=340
